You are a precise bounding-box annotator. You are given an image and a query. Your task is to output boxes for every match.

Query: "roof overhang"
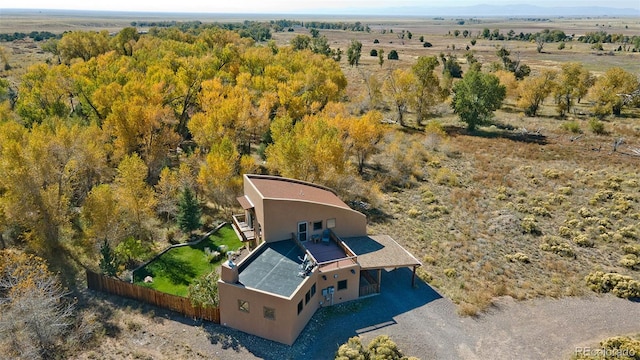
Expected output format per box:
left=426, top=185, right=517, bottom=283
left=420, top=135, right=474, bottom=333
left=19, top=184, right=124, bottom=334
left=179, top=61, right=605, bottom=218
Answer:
left=236, top=195, right=254, bottom=210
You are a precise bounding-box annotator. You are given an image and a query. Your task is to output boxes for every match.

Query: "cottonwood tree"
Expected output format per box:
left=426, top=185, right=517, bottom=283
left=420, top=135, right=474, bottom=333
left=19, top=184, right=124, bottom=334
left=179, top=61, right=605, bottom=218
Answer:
left=15, top=64, right=73, bottom=126
left=451, top=69, right=506, bottom=131
left=554, top=62, right=593, bottom=117
left=266, top=114, right=346, bottom=185
left=347, top=40, right=362, bottom=67
left=113, top=153, right=157, bottom=241
left=383, top=69, right=415, bottom=126
left=516, top=70, right=557, bottom=116
left=412, top=56, right=445, bottom=123
left=589, top=67, right=639, bottom=117
left=0, top=250, right=75, bottom=359
left=346, top=111, right=385, bottom=174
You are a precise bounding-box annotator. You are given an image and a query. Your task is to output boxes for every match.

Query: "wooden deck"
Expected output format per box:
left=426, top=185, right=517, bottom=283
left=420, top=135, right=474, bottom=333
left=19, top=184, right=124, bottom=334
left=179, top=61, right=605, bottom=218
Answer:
left=303, top=240, right=346, bottom=263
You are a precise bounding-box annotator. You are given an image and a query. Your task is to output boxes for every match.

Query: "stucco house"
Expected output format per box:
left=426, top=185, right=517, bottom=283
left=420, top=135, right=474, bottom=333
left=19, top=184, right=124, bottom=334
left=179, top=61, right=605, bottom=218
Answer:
left=219, top=174, right=421, bottom=345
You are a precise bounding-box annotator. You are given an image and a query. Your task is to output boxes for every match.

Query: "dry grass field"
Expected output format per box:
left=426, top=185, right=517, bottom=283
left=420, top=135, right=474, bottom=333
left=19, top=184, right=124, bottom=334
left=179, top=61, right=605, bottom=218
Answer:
left=0, top=12, right=639, bottom=357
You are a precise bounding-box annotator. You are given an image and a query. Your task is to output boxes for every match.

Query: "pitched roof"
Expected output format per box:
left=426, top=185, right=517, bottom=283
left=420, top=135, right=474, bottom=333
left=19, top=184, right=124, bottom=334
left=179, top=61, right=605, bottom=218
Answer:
left=246, top=174, right=350, bottom=209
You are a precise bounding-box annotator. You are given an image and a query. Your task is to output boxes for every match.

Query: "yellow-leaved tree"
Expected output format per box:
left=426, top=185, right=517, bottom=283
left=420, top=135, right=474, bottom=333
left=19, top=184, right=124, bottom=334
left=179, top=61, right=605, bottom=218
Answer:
left=589, top=67, right=639, bottom=117
left=516, top=69, right=557, bottom=117
left=266, top=114, right=347, bottom=185
left=113, top=153, right=157, bottom=241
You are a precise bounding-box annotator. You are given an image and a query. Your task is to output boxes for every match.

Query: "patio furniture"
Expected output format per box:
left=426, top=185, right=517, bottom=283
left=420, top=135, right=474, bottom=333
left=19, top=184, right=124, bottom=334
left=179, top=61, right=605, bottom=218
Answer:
left=321, top=229, right=331, bottom=245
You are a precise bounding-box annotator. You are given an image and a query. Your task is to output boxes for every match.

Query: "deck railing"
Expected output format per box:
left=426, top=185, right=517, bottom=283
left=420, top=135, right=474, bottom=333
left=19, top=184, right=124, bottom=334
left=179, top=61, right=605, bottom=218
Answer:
left=316, top=255, right=358, bottom=270
left=231, top=213, right=255, bottom=243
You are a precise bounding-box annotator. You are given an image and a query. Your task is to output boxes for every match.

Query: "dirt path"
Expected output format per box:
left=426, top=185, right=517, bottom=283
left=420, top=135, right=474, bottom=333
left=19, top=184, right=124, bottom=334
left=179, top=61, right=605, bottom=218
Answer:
left=76, top=269, right=640, bottom=359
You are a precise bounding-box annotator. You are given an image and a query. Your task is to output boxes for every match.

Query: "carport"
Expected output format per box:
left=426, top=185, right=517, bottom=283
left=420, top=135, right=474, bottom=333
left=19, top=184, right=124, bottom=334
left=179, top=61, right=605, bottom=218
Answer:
left=342, top=235, right=422, bottom=296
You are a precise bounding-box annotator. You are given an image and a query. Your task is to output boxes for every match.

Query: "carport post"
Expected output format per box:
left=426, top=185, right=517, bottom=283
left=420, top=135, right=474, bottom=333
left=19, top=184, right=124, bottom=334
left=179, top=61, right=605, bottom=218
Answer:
left=378, top=268, right=381, bottom=293
left=411, top=265, right=416, bottom=287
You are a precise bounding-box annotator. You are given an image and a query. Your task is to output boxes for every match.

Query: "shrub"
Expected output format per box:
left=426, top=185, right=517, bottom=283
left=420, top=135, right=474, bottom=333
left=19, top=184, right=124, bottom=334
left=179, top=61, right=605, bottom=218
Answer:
left=387, top=49, right=399, bottom=60
left=505, top=253, right=530, bottom=263
left=435, top=168, right=458, bottom=186
left=336, top=335, right=411, bottom=360
left=599, top=336, right=640, bottom=359
left=423, top=41, right=433, bottom=47
left=561, top=120, right=582, bottom=133
left=370, top=49, right=378, bottom=56
left=542, top=168, right=561, bottom=179
left=588, top=118, right=606, bottom=134
left=407, top=207, right=421, bottom=218
left=620, top=254, right=639, bottom=269
left=573, top=234, right=594, bottom=247
left=585, top=271, right=640, bottom=299
left=557, top=42, right=565, bottom=50
left=622, top=244, right=640, bottom=255
left=521, top=216, right=540, bottom=235
left=426, top=204, right=449, bottom=218
left=336, top=336, right=366, bottom=360
left=204, top=248, right=221, bottom=262
left=444, top=268, right=457, bottom=277
left=188, top=271, right=220, bottom=308
left=373, top=39, right=379, bottom=44
left=540, top=236, right=575, bottom=257
left=558, top=186, right=573, bottom=195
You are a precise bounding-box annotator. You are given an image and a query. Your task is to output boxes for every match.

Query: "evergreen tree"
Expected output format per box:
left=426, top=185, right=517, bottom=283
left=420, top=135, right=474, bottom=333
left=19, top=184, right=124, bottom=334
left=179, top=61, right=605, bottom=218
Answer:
left=177, top=187, right=201, bottom=234
left=99, top=239, right=118, bottom=276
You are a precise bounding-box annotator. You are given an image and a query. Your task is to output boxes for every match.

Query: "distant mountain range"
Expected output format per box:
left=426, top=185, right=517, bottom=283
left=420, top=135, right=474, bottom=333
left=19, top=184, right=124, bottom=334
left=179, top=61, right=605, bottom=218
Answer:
left=316, top=4, right=640, bottom=17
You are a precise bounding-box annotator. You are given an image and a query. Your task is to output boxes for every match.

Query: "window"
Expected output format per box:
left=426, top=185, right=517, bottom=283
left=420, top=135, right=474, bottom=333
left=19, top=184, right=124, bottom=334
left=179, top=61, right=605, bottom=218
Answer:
left=327, top=218, right=336, bottom=229
left=297, top=300, right=303, bottom=315
left=313, top=221, right=322, bottom=231
left=305, top=290, right=311, bottom=304
left=338, top=280, right=347, bottom=291
left=310, top=283, right=316, bottom=297
left=238, top=299, right=250, bottom=313
left=263, top=307, right=275, bottom=320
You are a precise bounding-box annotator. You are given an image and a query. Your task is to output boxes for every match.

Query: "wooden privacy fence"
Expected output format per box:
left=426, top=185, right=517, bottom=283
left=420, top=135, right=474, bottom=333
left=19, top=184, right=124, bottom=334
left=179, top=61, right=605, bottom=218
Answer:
left=86, top=270, right=220, bottom=323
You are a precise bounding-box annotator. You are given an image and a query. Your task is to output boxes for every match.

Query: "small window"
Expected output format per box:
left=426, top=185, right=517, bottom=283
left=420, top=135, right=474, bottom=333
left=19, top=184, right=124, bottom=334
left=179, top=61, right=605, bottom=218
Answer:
left=238, top=299, right=250, bottom=313
left=297, top=300, right=303, bottom=315
left=310, top=283, right=316, bottom=297
left=313, top=221, right=322, bottom=231
left=305, top=290, right=311, bottom=304
left=327, top=218, right=336, bottom=229
left=338, top=279, right=347, bottom=291
left=263, top=307, right=275, bottom=320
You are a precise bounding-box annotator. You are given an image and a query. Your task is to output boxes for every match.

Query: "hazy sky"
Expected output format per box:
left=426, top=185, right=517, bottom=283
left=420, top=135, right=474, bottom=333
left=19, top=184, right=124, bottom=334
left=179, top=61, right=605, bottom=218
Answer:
left=2, top=0, right=638, bottom=13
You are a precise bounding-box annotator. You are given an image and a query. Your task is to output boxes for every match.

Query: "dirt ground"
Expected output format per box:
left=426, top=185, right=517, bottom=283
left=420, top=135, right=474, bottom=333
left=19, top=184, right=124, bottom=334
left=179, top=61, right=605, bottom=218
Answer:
left=74, top=268, right=640, bottom=360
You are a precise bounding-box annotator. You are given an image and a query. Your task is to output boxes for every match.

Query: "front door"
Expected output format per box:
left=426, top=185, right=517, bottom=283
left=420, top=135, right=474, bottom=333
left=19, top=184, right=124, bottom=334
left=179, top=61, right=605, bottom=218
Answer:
left=297, top=221, right=307, bottom=242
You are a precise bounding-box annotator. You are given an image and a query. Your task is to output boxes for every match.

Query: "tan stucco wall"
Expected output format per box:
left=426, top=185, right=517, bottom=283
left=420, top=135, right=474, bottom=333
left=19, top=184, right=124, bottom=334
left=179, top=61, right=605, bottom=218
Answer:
left=261, top=199, right=367, bottom=242
left=317, top=263, right=360, bottom=306
left=244, top=178, right=264, bottom=231
left=218, top=272, right=321, bottom=345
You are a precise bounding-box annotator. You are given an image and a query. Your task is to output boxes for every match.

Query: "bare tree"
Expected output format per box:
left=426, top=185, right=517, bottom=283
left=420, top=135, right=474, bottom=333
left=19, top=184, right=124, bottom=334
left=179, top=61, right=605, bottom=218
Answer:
left=0, top=251, right=75, bottom=359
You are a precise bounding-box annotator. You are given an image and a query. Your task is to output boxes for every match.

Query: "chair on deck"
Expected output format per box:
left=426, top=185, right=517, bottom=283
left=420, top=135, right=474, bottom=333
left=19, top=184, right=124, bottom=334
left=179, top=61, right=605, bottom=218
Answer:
left=321, top=229, right=331, bottom=245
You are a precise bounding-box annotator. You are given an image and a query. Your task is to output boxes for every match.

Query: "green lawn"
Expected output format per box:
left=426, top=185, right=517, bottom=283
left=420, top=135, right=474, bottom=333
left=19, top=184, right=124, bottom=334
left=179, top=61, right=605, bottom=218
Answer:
left=134, top=225, right=242, bottom=297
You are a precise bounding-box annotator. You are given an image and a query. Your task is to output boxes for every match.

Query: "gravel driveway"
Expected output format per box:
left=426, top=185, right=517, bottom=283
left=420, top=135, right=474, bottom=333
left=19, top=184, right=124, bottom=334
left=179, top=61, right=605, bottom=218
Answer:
left=202, top=267, right=640, bottom=360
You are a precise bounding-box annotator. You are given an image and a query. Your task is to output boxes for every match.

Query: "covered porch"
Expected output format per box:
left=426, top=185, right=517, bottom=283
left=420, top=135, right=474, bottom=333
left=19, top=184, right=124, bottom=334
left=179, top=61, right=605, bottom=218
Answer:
left=342, top=235, right=422, bottom=297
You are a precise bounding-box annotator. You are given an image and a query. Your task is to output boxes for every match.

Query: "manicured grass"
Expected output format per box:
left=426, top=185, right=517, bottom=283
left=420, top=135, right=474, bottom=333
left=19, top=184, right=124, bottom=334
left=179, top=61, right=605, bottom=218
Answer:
left=134, top=224, right=242, bottom=297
